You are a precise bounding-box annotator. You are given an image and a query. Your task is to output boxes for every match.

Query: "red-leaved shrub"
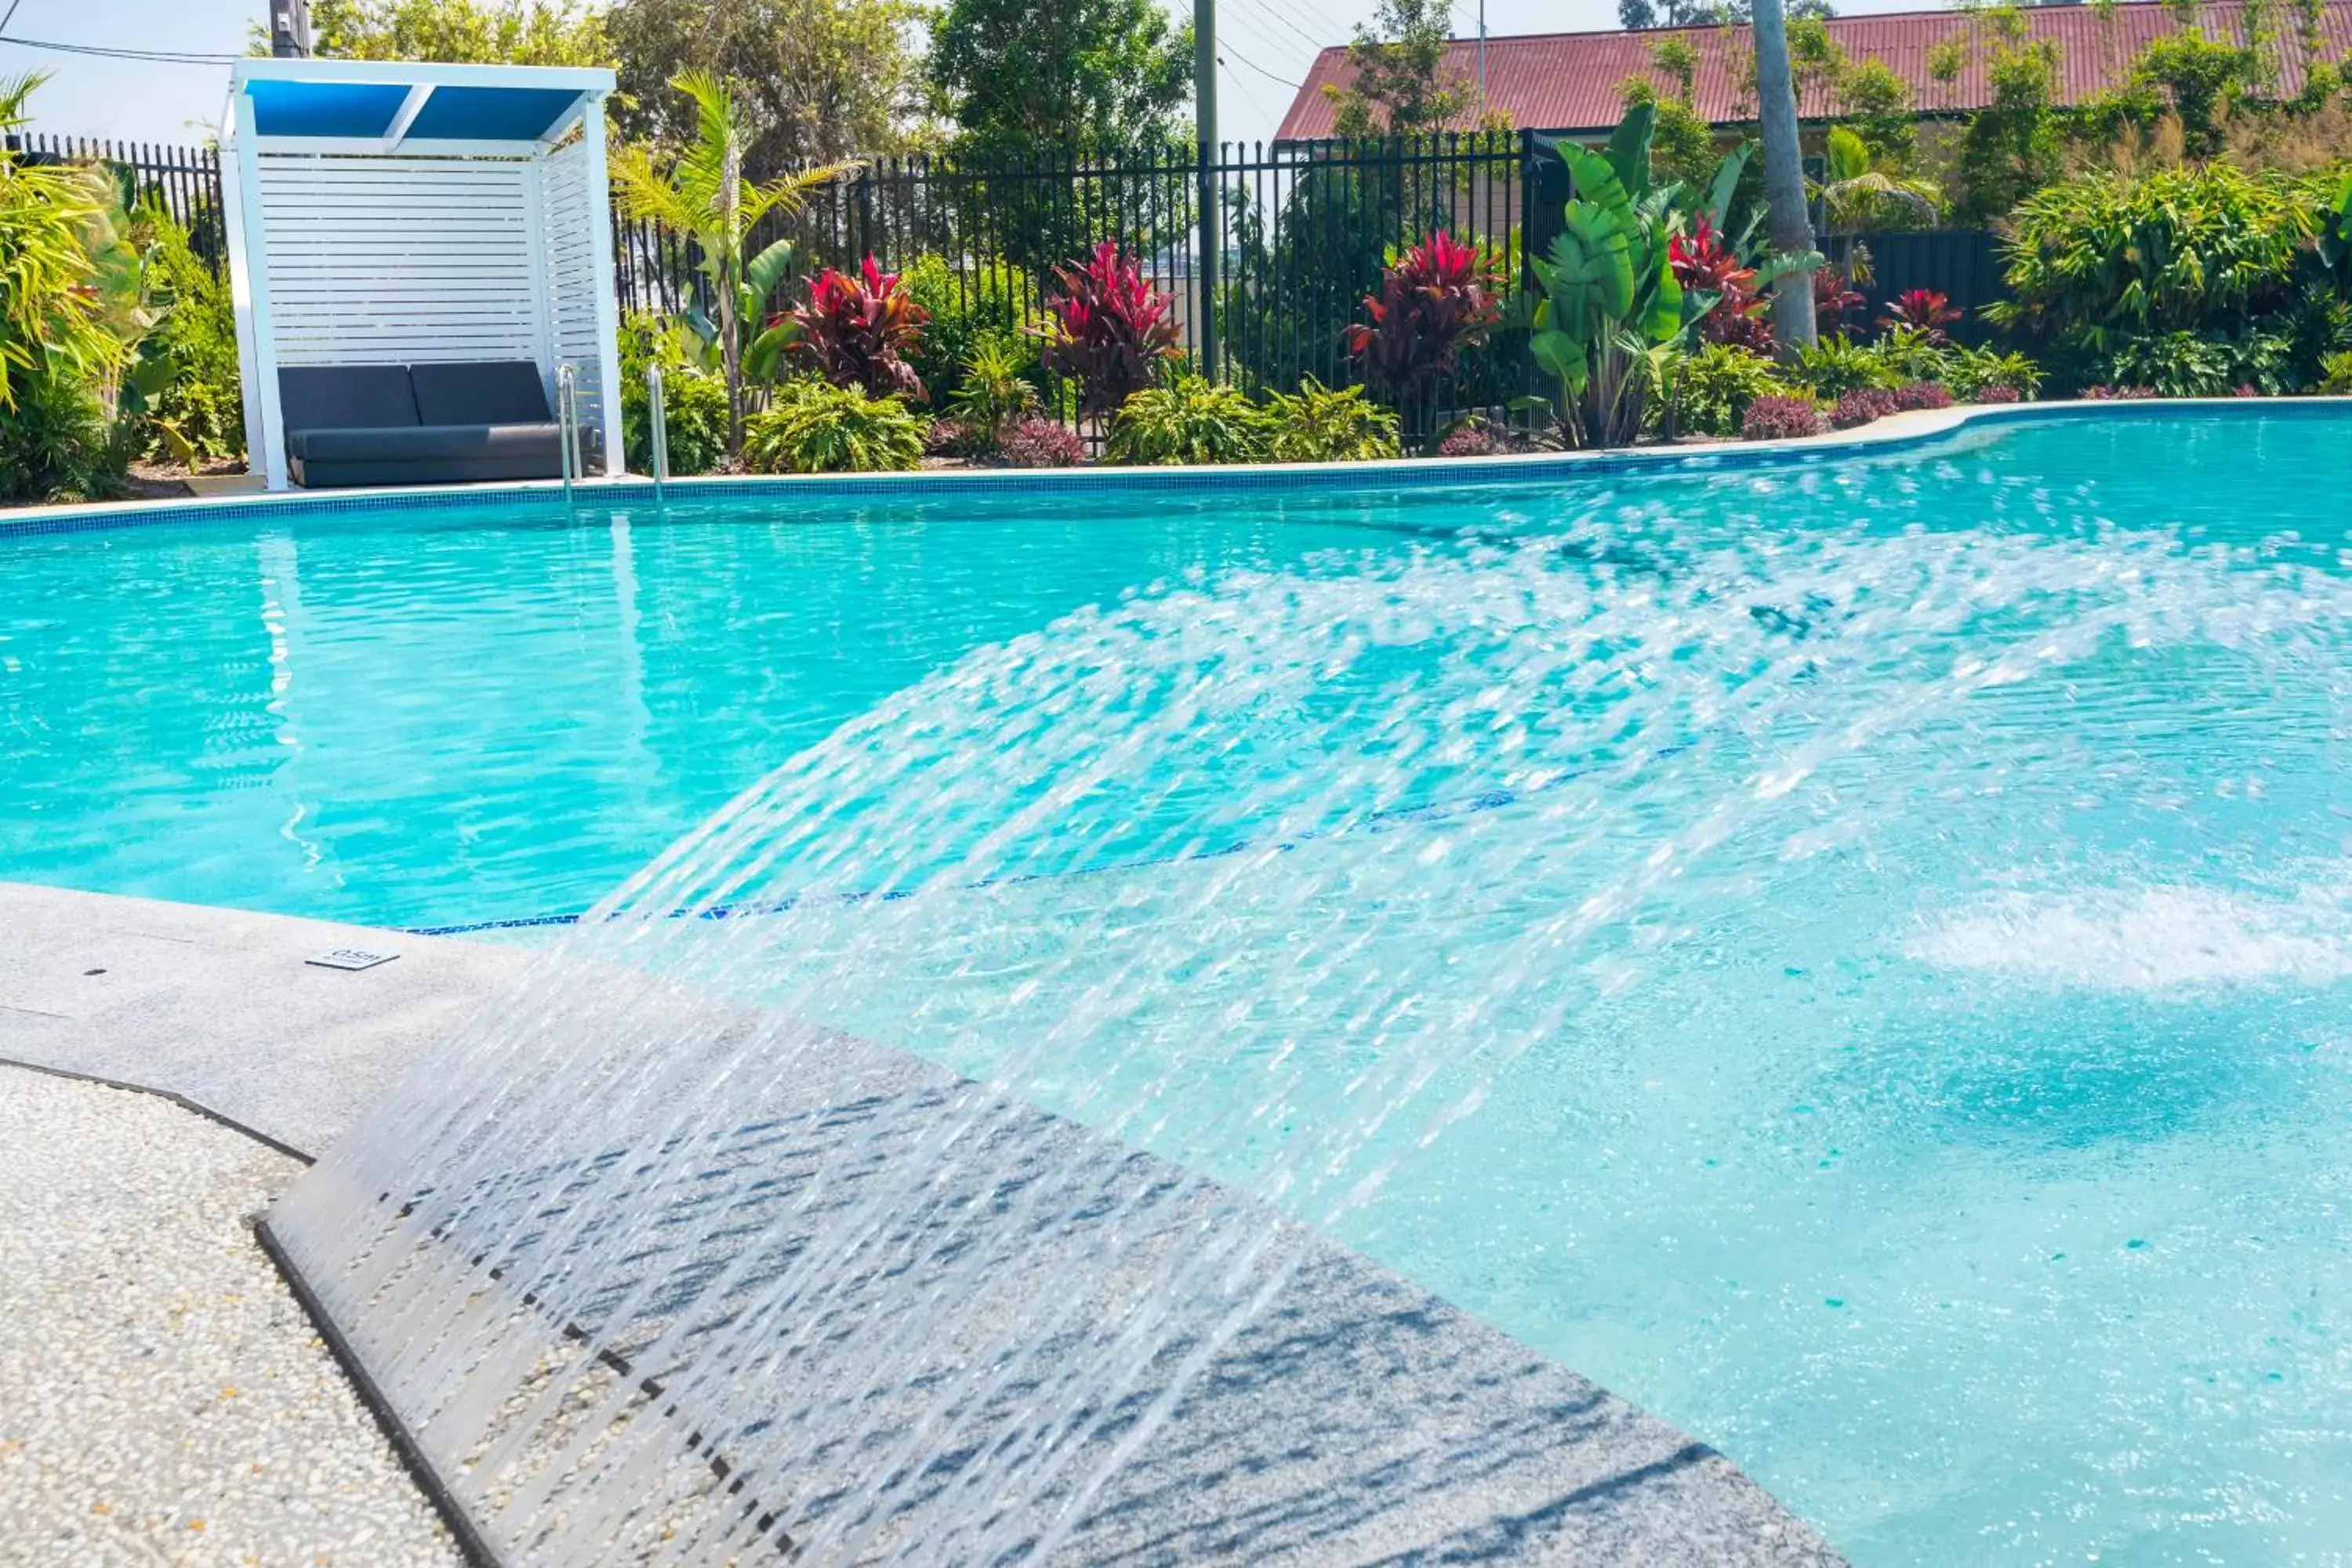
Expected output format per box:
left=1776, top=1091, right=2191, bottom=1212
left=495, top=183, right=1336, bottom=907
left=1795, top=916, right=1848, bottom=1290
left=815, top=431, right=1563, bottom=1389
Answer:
left=1976, top=384, right=2024, bottom=403
left=1347, top=230, right=1501, bottom=401
left=1831, top=387, right=1899, bottom=428
left=997, top=416, right=1087, bottom=467
left=1878, top=289, right=1963, bottom=344
left=2082, top=385, right=2161, bottom=400
left=1893, top=381, right=1953, bottom=411
left=783, top=255, right=929, bottom=400
left=1814, top=266, right=1866, bottom=336
left=1742, top=394, right=1823, bottom=441
left=1671, top=218, right=1773, bottom=352
left=1036, top=243, right=1182, bottom=419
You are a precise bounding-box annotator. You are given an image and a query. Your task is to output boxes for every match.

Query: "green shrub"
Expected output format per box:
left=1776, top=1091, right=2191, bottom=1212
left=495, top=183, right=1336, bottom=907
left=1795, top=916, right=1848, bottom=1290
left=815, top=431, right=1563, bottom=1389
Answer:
left=1940, top=343, right=2045, bottom=401
left=2097, top=328, right=2294, bottom=397
left=899, top=253, right=1038, bottom=406
left=0, top=367, right=129, bottom=501
left=1666, top=343, right=1794, bottom=437
left=1105, top=374, right=1271, bottom=466
left=2321, top=350, right=2352, bottom=394
left=942, top=329, right=1042, bottom=446
left=742, top=379, right=926, bottom=474
left=1262, top=377, right=1399, bottom=462
left=1989, top=165, right=2330, bottom=389
left=619, top=312, right=728, bottom=474
left=136, top=206, right=241, bottom=463
left=1784, top=336, right=1904, bottom=399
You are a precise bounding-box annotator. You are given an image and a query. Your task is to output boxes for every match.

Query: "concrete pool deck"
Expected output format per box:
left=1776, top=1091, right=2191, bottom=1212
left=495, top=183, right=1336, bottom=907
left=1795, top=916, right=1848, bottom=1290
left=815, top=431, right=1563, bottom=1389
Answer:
left=0, top=880, right=1846, bottom=1566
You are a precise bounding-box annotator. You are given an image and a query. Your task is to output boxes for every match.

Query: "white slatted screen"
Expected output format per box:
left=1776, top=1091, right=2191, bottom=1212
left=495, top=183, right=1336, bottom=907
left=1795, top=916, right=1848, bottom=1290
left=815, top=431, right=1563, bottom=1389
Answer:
left=538, top=139, right=607, bottom=434
left=256, top=154, right=547, bottom=371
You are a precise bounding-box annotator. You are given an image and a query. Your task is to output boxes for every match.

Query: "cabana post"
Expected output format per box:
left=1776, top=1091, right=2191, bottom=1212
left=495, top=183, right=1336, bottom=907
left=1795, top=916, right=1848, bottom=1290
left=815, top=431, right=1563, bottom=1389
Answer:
left=222, top=57, right=624, bottom=491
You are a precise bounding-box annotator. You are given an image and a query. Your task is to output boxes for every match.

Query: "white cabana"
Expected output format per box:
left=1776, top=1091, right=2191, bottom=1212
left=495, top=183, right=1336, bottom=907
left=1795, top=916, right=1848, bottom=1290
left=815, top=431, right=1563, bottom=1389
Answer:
left=221, top=56, right=624, bottom=490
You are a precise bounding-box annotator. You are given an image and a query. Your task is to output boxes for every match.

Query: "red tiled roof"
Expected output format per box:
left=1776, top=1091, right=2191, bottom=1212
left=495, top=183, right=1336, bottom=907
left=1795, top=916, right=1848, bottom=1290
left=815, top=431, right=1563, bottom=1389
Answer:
left=1273, top=0, right=2352, bottom=140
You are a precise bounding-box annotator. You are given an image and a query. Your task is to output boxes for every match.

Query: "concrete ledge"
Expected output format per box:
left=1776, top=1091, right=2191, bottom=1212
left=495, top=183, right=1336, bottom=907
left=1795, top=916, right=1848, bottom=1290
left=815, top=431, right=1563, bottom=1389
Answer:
left=0, top=881, right=527, bottom=1155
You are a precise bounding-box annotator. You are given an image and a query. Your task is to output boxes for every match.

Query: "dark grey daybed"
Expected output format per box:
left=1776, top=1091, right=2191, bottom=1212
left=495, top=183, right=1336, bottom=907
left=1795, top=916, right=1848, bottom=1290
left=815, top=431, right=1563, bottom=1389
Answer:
left=281, top=361, right=572, bottom=488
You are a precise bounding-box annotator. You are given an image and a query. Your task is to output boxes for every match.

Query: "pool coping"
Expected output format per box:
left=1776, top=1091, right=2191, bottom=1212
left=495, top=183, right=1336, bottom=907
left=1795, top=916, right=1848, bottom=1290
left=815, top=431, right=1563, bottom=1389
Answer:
left=8, top=396, right=2349, bottom=539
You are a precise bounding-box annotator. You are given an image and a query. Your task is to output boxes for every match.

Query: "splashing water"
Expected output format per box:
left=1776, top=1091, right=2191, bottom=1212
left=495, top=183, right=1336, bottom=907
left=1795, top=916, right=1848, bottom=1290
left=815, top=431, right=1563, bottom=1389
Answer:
left=270, top=414, right=2352, bottom=1564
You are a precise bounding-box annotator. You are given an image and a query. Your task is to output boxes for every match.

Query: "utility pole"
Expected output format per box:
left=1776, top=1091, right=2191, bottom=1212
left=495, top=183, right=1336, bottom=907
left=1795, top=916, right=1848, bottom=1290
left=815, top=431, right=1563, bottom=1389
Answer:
left=270, top=0, right=312, bottom=57
left=1193, top=0, right=1218, bottom=383
left=1478, top=0, right=1488, bottom=109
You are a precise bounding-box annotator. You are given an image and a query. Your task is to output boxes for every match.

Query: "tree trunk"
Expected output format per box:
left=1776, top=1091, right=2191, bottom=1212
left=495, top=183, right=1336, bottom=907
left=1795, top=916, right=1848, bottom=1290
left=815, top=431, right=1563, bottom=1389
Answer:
left=1751, top=0, right=1818, bottom=350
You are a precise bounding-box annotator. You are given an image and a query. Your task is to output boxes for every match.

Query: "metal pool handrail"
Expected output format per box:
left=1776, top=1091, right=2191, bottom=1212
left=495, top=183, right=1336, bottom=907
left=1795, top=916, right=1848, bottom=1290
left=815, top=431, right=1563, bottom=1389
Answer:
left=646, top=364, right=670, bottom=499
left=556, top=365, right=583, bottom=506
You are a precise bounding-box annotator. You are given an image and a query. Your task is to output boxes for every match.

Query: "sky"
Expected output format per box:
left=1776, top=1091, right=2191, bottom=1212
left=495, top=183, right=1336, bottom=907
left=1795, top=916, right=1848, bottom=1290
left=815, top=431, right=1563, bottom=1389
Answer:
left=5, top=0, right=1954, bottom=152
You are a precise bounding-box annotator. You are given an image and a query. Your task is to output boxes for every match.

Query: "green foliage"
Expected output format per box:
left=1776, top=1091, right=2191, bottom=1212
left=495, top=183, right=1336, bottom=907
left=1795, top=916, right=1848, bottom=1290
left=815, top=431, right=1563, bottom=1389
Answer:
left=0, top=367, right=129, bottom=502
left=1527, top=112, right=1690, bottom=448
left=741, top=379, right=926, bottom=473
left=1947, top=16, right=2067, bottom=227
left=899, top=254, right=1039, bottom=406
left=1328, top=0, right=1470, bottom=137
left=2129, top=32, right=2260, bottom=156
left=1619, top=76, right=1720, bottom=194
left=943, top=329, right=1044, bottom=441
left=0, top=74, right=130, bottom=413
left=619, top=313, right=729, bottom=474
left=611, top=72, right=855, bottom=451
left=606, top=0, right=921, bottom=180
left=1815, top=124, right=1938, bottom=233
left=1105, top=374, right=1272, bottom=466
left=2318, top=348, right=2352, bottom=393
left=927, top=0, right=1192, bottom=155
left=299, top=0, right=611, bottom=64
left=136, top=207, right=242, bottom=463
left=1784, top=335, right=1905, bottom=397
left=1990, top=164, right=2336, bottom=388
left=1838, top=56, right=1918, bottom=169
left=1262, top=378, right=1401, bottom=462
left=1940, top=343, right=2046, bottom=401
left=1665, top=343, right=1793, bottom=437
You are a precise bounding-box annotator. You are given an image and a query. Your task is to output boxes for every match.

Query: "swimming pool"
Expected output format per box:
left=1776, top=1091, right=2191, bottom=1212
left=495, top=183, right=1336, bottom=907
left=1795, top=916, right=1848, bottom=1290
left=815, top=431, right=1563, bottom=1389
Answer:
left=13, top=406, right=2352, bottom=1563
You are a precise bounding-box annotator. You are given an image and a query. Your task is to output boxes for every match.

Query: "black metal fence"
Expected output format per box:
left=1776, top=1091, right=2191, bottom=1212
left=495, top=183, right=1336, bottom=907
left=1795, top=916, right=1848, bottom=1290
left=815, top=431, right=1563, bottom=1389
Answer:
left=1825, top=229, right=2009, bottom=347
left=3, top=133, right=227, bottom=269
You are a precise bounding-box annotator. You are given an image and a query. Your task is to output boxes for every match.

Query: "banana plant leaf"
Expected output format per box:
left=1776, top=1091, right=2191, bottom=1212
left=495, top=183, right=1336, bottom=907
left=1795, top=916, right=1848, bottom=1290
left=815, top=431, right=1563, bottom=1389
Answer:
left=1602, top=102, right=1655, bottom=205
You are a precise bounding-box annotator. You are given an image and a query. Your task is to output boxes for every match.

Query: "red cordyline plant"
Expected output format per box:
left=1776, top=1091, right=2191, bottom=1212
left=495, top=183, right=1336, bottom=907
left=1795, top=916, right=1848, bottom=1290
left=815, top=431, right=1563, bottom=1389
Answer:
left=1345, top=230, right=1501, bottom=401
left=1669, top=218, right=1773, bottom=353
left=1035, top=242, right=1182, bottom=420
left=1814, top=266, right=1866, bottom=335
left=782, top=255, right=930, bottom=400
left=1880, top=289, right=1964, bottom=343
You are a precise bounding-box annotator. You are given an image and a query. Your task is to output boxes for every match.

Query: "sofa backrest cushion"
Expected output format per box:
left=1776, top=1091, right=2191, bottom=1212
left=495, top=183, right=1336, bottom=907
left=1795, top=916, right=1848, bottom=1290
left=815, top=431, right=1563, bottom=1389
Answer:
left=279, top=365, right=419, bottom=434
left=408, top=361, right=554, bottom=426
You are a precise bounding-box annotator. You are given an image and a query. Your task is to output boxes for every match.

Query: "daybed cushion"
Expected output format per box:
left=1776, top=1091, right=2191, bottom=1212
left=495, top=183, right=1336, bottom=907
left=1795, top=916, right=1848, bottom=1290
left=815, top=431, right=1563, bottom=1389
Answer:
left=286, top=423, right=561, bottom=463
left=408, top=360, right=555, bottom=426
left=278, top=365, right=419, bottom=433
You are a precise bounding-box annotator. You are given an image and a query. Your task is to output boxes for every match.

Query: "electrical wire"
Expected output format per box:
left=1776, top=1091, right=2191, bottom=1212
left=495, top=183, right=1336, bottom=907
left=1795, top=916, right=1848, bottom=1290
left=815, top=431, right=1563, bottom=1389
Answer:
left=1222, top=0, right=1330, bottom=56
left=1218, top=43, right=1301, bottom=91
left=0, top=34, right=241, bottom=64
left=0, top=0, right=26, bottom=38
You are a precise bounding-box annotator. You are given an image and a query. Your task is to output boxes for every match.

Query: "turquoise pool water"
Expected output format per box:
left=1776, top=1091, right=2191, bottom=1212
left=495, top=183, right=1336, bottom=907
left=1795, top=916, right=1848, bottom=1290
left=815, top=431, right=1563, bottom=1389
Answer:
left=10, top=408, right=2352, bottom=1563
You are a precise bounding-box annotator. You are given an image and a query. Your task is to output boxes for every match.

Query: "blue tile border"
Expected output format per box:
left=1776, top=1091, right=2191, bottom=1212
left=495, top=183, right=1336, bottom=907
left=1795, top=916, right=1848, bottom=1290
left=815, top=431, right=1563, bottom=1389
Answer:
left=9, top=398, right=2348, bottom=543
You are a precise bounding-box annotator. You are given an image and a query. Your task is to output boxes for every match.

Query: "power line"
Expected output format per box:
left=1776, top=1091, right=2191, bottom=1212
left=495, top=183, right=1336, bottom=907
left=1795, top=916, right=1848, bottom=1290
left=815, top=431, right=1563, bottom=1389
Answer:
left=1218, top=45, right=1301, bottom=92
left=0, top=0, right=26, bottom=37
left=1224, top=0, right=1330, bottom=56
left=0, top=34, right=241, bottom=64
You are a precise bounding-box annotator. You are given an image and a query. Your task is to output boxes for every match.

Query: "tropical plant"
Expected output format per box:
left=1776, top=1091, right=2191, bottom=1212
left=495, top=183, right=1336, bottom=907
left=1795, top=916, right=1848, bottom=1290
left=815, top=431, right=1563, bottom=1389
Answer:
left=136, top=205, right=243, bottom=464
left=1812, top=124, right=1938, bottom=234
left=1435, top=416, right=1538, bottom=456
left=1666, top=342, right=1795, bottom=437
left=1940, top=343, right=2045, bottom=401
left=1670, top=217, right=1772, bottom=352
left=1813, top=262, right=1866, bottom=335
left=1263, top=377, right=1401, bottom=463
left=740, top=378, right=926, bottom=472
left=0, top=74, right=130, bottom=414
left=942, top=330, right=1044, bottom=446
left=927, top=0, right=1192, bottom=155
left=1346, top=230, right=1501, bottom=403
left=1740, top=393, right=1823, bottom=440
left=898, top=252, right=1037, bottom=406
left=1529, top=116, right=1687, bottom=448
left=1784, top=335, right=1904, bottom=398
left=1893, top=380, right=1952, bottom=410
left=998, top=416, right=1087, bottom=466
left=780, top=255, right=928, bottom=400
left=1105, top=373, right=1272, bottom=466
left=1830, top=387, right=1898, bottom=428
left=2098, top=328, right=2296, bottom=397
left=610, top=71, right=855, bottom=452
left=0, top=363, right=132, bottom=502
left=1976, top=384, right=2024, bottom=403
left=618, top=311, right=729, bottom=474
left=1036, top=241, right=1182, bottom=421
left=2319, top=349, right=2352, bottom=394
left=1880, top=289, right=1964, bottom=345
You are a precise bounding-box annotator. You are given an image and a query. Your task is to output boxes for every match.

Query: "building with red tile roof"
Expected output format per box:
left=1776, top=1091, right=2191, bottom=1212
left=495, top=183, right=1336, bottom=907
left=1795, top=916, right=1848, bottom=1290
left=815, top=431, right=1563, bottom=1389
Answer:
left=1273, top=0, right=2352, bottom=142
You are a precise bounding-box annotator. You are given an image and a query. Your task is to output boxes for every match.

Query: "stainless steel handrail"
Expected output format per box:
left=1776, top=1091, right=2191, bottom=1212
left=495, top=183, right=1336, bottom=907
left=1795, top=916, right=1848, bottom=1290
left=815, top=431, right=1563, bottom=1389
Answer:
left=646, top=364, right=670, bottom=497
left=556, top=364, right=582, bottom=506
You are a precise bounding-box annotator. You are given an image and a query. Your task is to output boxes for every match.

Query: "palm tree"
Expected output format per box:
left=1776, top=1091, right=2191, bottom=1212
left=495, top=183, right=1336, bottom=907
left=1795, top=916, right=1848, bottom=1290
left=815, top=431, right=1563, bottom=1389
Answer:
left=1749, top=0, right=1818, bottom=349
left=610, top=72, right=855, bottom=454
left=1813, top=125, right=1940, bottom=234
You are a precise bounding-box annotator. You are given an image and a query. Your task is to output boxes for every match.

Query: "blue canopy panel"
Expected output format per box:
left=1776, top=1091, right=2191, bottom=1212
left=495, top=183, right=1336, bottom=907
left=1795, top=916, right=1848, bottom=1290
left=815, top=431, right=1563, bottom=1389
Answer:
left=246, top=79, right=584, bottom=143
